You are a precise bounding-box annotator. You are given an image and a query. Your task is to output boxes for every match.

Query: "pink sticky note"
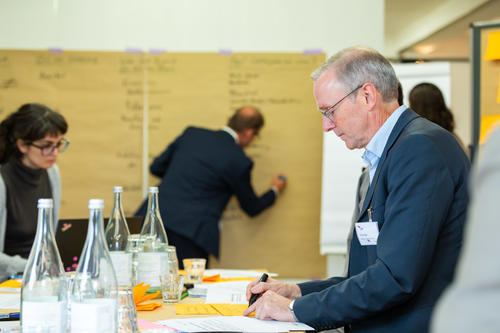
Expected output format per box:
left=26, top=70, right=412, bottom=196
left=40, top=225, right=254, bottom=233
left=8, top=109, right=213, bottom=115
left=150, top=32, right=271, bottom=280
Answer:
left=137, top=319, right=174, bottom=330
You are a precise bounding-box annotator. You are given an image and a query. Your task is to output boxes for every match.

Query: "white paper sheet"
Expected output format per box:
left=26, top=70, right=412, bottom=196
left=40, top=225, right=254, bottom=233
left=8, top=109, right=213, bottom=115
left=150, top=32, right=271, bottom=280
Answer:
left=203, top=269, right=277, bottom=279
left=204, top=281, right=249, bottom=304
left=0, top=293, right=20, bottom=310
left=157, top=316, right=313, bottom=332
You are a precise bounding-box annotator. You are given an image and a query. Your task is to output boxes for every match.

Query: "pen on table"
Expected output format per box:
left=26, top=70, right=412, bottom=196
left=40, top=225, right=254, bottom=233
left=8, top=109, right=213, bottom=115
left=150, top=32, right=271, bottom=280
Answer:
left=0, top=312, right=20, bottom=321
left=248, top=273, right=269, bottom=306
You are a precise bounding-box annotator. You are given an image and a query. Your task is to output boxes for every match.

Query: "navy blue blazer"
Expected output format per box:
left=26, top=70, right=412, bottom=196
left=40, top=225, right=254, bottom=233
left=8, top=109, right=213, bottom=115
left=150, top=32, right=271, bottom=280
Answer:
left=136, top=127, right=276, bottom=257
left=294, top=108, right=470, bottom=332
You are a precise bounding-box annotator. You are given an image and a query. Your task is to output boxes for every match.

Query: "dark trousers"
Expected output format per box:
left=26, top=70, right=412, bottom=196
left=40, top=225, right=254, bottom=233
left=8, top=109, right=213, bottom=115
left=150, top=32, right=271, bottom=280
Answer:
left=166, top=229, right=209, bottom=269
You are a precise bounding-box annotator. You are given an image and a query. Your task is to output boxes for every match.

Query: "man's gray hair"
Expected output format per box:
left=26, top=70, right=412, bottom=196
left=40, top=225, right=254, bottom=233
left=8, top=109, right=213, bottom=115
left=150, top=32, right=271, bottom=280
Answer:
left=311, top=46, right=398, bottom=102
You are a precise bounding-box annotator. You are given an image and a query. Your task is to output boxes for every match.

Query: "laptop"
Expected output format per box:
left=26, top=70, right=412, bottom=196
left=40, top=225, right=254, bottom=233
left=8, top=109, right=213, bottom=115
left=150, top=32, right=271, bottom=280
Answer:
left=55, top=217, right=143, bottom=272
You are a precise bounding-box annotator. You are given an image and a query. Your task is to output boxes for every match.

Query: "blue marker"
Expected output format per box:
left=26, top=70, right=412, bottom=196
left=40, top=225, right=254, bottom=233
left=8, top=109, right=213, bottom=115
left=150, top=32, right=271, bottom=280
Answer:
left=0, top=312, right=20, bottom=321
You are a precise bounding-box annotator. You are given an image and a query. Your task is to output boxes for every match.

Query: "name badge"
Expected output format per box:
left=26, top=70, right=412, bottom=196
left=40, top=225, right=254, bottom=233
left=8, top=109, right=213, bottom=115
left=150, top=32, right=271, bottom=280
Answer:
left=355, top=222, right=379, bottom=246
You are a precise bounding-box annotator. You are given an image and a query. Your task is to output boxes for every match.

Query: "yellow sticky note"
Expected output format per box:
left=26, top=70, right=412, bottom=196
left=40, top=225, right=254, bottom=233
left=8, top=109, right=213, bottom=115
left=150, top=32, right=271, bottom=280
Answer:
left=174, top=303, right=219, bottom=315
left=485, top=31, right=500, bottom=60
left=480, top=114, right=500, bottom=145
left=211, top=304, right=251, bottom=316
left=0, top=280, right=22, bottom=288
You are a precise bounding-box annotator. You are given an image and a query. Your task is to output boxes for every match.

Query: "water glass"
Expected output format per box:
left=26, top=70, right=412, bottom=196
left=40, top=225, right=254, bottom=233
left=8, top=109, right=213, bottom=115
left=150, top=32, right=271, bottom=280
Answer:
left=182, top=258, right=206, bottom=284
left=117, top=287, right=139, bottom=333
left=125, top=234, right=145, bottom=286
left=160, top=274, right=184, bottom=303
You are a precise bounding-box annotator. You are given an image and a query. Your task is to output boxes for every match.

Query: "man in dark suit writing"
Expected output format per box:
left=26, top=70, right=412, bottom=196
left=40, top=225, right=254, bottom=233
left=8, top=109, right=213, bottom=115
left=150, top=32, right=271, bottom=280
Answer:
left=244, top=47, right=469, bottom=332
left=136, top=106, right=286, bottom=267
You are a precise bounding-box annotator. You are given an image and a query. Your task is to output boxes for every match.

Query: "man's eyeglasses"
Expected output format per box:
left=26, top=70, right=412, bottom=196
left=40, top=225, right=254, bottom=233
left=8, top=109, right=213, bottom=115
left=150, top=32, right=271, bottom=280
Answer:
left=319, top=84, right=363, bottom=121
left=29, top=137, right=70, bottom=156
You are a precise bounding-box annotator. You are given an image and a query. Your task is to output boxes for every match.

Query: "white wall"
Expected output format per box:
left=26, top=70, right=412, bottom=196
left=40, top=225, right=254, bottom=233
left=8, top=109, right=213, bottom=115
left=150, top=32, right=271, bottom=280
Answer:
left=0, top=0, right=383, bottom=54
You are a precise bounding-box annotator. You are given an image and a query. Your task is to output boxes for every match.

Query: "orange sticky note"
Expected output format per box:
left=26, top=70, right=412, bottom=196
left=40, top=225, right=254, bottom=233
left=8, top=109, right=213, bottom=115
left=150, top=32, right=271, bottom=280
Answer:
left=136, top=302, right=162, bottom=311
left=202, top=274, right=221, bottom=282
left=485, top=31, right=500, bottom=60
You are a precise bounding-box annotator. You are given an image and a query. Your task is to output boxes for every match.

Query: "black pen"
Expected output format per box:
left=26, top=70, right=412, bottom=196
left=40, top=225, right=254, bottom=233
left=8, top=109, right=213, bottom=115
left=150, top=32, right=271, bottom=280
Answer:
left=0, top=312, right=20, bottom=321
left=248, top=273, right=269, bottom=306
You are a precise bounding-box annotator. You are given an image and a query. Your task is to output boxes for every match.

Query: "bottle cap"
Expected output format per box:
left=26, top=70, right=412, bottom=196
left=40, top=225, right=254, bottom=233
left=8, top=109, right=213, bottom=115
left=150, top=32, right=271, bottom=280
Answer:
left=37, top=198, right=53, bottom=208
left=88, top=199, right=104, bottom=209
left=113, top=186, right=123, bottom=193
left=148, top=187, right=159, bottom=193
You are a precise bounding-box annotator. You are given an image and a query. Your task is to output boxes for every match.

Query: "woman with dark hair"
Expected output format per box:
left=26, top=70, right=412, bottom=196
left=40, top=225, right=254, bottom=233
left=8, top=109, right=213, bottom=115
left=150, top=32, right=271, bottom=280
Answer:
left=409, top=82, right=467, bottom=154
left=0, top=103, right=69, bottom=280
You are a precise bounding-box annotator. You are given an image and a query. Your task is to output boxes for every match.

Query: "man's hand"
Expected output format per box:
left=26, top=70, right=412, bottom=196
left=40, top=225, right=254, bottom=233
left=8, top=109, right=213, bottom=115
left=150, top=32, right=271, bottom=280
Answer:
left=243, top=290, right=296, bottom=321
left=271, top=174, right=287, bottom=193
left=245, top=276, right=301, bottom=301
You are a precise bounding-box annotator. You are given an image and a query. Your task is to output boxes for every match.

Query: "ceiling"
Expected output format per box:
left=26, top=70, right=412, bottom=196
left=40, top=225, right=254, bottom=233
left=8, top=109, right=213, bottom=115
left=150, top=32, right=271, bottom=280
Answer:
left=385, top=0, right=500, bottom=61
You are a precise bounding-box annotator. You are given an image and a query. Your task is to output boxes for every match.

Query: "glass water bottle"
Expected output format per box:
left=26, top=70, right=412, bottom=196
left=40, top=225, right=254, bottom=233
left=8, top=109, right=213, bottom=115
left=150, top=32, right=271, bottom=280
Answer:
left=105, top=186, right=132, bottom=288
left=136, top=187, right=169, bottom=289
left=70, top=199, right=118, bottom=333
left=21, top=198, right=67, bottom=333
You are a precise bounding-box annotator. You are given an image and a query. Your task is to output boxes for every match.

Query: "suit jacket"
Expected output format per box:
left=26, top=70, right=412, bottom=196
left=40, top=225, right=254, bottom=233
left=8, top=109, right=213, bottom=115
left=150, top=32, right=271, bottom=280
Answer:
left=136, top=127, right=276, bottom=257
left=431, top=127, right=500, bottom=332
left=294, top=108, right=470, bottom=332
left=344, top=167, right=370, bottom=276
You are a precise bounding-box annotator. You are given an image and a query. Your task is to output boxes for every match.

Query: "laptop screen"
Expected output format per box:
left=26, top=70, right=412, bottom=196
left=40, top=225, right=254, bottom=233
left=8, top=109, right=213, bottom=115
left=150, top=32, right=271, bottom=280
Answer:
left=55, top=217, right=143, bottom=272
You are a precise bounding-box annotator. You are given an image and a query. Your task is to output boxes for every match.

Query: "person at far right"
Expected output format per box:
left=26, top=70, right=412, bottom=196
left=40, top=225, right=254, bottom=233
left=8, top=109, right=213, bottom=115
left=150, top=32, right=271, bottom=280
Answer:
left=409, top=82, right=468, bottom=155
left=244, top=46, right=470, bottom=333
left=431, top=126, right=500, bottom=332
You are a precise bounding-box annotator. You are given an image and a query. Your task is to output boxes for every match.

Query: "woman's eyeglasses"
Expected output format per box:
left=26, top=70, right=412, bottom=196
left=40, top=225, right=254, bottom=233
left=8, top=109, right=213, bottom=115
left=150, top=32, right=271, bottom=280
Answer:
left=29, top=137, right=70, bottom=156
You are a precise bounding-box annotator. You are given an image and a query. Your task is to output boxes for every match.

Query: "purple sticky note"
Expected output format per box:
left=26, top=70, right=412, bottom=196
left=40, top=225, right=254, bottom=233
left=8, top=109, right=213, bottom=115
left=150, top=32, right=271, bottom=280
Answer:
left=303, top=49, right=324, bottom=55
left=48, top=48, right=63, bottom=54
left=125, top=48, right=143, bottom=54
left=219, top=49, right=232, bottom=56
left=149, top=49, right=166, bottom=55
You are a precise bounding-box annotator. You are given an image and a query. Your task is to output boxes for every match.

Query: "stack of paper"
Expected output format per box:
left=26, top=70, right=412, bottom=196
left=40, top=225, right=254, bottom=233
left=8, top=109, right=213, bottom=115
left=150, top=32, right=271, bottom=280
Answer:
left=158, top=316, right=314, bottom=332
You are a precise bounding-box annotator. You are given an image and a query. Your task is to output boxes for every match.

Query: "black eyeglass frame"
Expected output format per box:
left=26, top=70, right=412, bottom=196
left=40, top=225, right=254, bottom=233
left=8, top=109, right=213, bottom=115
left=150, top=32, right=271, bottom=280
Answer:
left=319, top=84, right=363, bottom=121
left=28, top=137, right=70, bottom=156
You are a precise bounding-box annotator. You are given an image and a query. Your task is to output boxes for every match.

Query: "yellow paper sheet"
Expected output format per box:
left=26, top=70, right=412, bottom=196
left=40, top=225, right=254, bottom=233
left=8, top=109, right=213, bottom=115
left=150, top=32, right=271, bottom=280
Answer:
left=485, top=31, right=500, bottom=60
left=497, top=75, right=500, bottom=104
left=480, top=114, right=500, bottom=144
left=174, top=304, right=219, bottom=315
left=211, top=304, right=251, bottom=316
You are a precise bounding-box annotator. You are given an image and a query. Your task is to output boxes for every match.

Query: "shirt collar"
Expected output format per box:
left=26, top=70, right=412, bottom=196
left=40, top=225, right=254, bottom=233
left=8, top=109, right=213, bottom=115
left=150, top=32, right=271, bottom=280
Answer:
left=362, top=105, right=407, bottom=167
left=222, top=126, right=239, bottom=144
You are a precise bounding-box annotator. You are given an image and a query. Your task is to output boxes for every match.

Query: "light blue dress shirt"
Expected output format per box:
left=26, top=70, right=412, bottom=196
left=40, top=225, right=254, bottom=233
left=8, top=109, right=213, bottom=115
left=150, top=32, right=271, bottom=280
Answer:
left=362, top=105, right=407, bottom=183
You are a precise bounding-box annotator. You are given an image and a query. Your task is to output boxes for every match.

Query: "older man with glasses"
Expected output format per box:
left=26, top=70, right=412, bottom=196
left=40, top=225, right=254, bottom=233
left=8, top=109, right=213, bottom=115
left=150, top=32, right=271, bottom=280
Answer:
left=244, top=47, right=470, bottom=333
